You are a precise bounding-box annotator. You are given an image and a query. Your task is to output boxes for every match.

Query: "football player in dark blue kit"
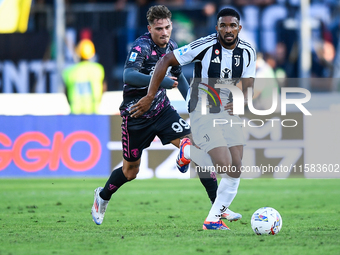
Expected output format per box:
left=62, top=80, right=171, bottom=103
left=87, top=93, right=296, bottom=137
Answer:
left=91, top=5, right=220, bottom=225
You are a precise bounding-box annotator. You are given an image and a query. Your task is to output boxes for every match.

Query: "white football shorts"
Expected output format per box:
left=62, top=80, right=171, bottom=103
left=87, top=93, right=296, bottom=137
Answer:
left=190, top=109, right=246, bottom=153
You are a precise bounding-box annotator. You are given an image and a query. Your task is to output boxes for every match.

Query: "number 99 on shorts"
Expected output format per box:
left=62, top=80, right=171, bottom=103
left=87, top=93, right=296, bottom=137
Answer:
left=171, top=118, right=190, bottom=133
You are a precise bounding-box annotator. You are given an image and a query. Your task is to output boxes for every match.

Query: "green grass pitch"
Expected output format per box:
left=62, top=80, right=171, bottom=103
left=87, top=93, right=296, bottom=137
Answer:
left=0, top=178, right=339, bottom=255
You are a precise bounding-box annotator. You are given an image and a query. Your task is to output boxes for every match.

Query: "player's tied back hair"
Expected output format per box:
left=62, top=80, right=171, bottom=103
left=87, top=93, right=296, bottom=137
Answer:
left=147, top=5, right=172, bottom=25
left=217, top=8, right=240, bottom=22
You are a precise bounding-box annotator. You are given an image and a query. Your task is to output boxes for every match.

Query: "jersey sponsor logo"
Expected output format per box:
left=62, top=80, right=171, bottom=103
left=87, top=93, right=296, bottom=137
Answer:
left=211, top=56, right=220, bottom=63
left=221, top=68, right=231, bottom=78
left=234, top=55, right=241, bottom=67
left=129, top=52, right=138, bottom=62
left=178, top=46, right=189, bottom=56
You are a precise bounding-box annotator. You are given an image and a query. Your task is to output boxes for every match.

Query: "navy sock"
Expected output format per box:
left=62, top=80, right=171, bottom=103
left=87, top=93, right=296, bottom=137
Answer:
left=197, top=169, right=218, bottom=204
left=100, top=167, right=129, bottom=200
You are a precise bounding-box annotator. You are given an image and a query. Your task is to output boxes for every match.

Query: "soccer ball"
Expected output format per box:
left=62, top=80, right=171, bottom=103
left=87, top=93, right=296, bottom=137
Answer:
left=251, top=207, right=282, bottom=235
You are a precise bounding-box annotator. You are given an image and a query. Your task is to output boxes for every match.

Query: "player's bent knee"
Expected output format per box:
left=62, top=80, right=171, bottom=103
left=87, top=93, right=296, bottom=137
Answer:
left=124, top=169, right=139, bottom=180
left=227, top=170, right=241, bottom=178
left=123, top=165, right=140, bottom=180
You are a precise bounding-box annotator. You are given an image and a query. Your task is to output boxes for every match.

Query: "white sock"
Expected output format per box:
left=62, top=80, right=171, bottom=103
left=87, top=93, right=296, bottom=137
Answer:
left=206, top=175, right=240, bottom=222
left=184, top=145, right=214, bottom=168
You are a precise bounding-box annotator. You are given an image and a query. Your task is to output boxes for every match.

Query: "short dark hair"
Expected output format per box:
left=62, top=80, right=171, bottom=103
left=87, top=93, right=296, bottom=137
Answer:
left=217, top=8, right=240, bottom=22
left=146, top=5, right=172, bottom=25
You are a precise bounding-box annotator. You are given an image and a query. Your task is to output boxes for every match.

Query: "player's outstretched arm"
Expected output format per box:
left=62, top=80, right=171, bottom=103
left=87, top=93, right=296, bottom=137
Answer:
left=130, top=52, right=180, bottom=117
left=123, top=68, right=177, bottom=89
left=176, top=73, right=189, bottom=100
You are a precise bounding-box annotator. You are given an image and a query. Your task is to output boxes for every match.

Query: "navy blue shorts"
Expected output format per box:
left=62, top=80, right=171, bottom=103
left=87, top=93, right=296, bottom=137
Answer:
left=121, top=106, right=191, bottom=162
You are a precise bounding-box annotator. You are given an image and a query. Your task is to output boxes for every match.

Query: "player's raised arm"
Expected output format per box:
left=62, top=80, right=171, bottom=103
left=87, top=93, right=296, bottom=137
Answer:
left=123, top=68, right=179, bottom=89
left=130, top=52, right=180, bottom=117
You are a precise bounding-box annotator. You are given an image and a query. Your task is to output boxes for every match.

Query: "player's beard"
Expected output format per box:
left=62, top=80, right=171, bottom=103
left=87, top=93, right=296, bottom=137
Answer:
left=219, top=33, right=238, bottom=47
left=158, top=36, right=169, bottom=48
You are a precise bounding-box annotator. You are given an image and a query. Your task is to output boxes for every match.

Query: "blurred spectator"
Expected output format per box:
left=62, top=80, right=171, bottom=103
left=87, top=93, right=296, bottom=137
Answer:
left=202, top=2, right=217, bottom=35
left=171, top=12, right=195, bottom=47
left=275, top=42, right=288, bottom=77
left=113, top=0, right=129, bottom=10
left=331, top=6, right=340, bottom=90
left=21, top=0, right=340, bottom=92
left=33, top=0, right=53, bottom=4
left=253, top=52, right=280, bottom=111
left=218, top=0, right=275, bottom=7
left=308, top=20, right=334, bottom=79
left=267, top=45, right=287, bottom=88
left=62, top=39, right=106, bottom=114
left=155, top=0, right=185, bottom=7
left=203, top=2, right=216, bottom=17
left=309, top=39, right=335, bottom=91
left=313, top=40, right=335, bottom=77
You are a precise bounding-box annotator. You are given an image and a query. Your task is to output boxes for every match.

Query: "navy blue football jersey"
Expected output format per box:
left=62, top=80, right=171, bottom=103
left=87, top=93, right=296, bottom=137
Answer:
left=120, top=32, right=182, bottom=118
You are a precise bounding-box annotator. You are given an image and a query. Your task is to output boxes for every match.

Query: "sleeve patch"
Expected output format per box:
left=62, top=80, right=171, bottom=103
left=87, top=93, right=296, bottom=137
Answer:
left=178, top=46, right=189, bottom=56
left=129, top=52, right=138, bottom=62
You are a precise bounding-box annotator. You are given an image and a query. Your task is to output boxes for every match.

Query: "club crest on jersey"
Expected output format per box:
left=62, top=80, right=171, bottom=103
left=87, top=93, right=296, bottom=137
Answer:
left=234, top=55, right=241, bottom=67
left=131, top=148, right=139, bottom=158
left=215, top=49, right=220, bottom=55
left=129, top=52, right=138, bottom=62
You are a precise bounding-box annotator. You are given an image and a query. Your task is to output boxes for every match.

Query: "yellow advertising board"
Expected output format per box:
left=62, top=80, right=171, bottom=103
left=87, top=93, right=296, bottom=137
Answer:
left=0, top=0, right=32, bottom=33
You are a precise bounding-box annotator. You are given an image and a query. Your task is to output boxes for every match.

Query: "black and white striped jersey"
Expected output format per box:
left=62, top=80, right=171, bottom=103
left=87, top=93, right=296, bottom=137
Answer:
left=173, top=33, right=256, bottom=113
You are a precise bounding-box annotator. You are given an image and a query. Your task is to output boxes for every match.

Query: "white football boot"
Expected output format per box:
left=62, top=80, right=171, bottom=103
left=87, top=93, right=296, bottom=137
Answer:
left=221, top=208, right=242, bottom=222
left=91, top=187, right=109, bottom=225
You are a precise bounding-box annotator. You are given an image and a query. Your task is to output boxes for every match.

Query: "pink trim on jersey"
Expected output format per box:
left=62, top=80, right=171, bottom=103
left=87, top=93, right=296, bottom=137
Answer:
left=133, top=46, right=142, bottom=52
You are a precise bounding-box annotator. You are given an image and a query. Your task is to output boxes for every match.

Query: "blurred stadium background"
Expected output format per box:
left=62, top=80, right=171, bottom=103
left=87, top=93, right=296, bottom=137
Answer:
left=0, top=0, right=339, bottom=178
